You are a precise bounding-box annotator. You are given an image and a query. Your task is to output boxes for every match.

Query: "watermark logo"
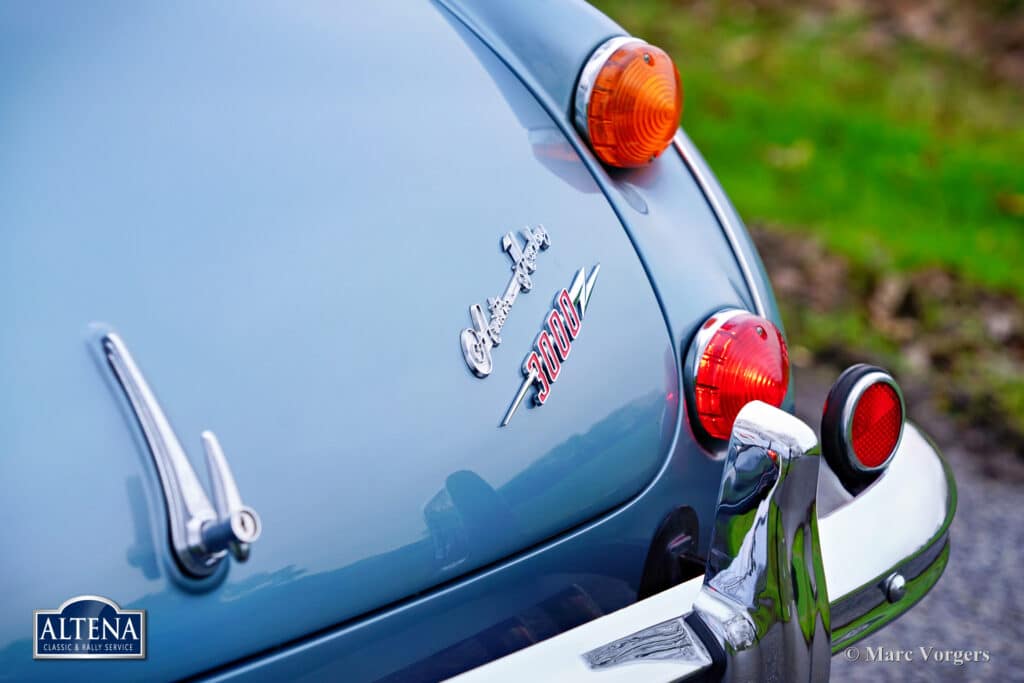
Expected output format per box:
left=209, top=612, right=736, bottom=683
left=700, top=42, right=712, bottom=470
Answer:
left=34, top=595, right=145, bottom=660
left=843, top=645, right=991, bottom=667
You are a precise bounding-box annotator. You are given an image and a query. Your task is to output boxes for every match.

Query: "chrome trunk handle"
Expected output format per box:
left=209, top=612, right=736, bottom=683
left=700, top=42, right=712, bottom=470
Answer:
left=101, top=331, right=261, bottom=578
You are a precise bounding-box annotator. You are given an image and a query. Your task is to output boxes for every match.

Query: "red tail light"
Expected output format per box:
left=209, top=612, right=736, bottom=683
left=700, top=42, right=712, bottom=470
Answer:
left=690, top=310, right=790, bottom=440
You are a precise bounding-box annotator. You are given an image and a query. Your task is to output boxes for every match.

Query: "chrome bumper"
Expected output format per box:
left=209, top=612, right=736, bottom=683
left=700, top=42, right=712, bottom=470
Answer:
left=449, top=402, right=955, bottom=682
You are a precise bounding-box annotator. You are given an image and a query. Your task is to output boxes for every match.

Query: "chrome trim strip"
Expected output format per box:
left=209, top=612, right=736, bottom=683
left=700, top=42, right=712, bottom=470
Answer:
left=672, top=134, right=768, bottom=317
left=583, top=616, right=712, bottom=671
left=831, top=532, right=948, bottom=641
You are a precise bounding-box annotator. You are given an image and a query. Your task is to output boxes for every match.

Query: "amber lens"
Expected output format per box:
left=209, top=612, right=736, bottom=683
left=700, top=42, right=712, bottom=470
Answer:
left=587, top=43, right=682, bottom=168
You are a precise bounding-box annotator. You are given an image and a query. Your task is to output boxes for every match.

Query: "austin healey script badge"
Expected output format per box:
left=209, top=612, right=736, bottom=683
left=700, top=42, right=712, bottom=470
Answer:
left=461, top=225, right=550, bottom=377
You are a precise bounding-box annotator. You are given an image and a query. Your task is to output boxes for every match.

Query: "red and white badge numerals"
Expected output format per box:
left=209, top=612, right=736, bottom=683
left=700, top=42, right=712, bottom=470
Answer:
left=525, top=288, right=582, bottom=405
left=501, top=265, right=599, bottom=427
left=524, top=352, right=549, bottom=403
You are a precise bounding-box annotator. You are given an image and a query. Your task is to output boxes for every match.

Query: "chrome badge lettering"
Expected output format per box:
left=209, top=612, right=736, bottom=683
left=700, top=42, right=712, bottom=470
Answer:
left=502, top=264, right=600, bottom=426
left=461, top=225, right=550, bottom=377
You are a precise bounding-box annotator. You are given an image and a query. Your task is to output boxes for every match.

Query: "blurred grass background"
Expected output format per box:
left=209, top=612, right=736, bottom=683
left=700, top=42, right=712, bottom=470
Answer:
left=593, top=0, right=1024, bottom=454
left=593, top=0, right=1024, bottom=292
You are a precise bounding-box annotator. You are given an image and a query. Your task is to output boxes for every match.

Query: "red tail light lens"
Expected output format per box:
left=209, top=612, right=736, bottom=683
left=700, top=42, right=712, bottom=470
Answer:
left=850, top=381, right=903, bottom=469
left=574, top=37, right=683, bottom=168
left=691, top=311, right=790, bottom=440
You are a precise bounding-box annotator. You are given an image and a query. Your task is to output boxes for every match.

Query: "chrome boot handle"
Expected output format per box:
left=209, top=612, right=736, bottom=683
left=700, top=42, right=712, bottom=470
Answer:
left=201, top=431, right=260, bottom=562
left=102, top=332, right=262, bottom=578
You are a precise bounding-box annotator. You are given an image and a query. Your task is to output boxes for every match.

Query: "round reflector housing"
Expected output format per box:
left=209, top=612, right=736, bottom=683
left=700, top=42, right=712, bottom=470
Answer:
left=821, top=364, right=905, bottom=492
left=574, top=36, right=683, bottom=168
left=689, top=309, right=790, bottom=440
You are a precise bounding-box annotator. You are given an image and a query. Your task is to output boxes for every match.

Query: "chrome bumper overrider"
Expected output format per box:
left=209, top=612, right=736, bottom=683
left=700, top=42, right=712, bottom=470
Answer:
left=449, top=401, right=955, bottom=682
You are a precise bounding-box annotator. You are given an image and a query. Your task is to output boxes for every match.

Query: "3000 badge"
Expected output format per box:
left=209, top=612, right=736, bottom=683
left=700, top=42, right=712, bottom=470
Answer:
left=502, top=265, right=600, bottom=426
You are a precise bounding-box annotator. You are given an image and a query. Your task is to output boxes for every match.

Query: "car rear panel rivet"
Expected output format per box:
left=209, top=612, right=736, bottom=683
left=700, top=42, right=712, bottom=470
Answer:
left=884, top=572, right=907, bottom=603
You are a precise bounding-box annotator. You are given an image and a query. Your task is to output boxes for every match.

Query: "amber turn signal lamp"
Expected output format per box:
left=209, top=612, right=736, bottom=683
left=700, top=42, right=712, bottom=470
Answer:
left=574, top=37, right=683, bottom=168
left=687, top=310, right=790, bottom=441
left=821, top=364, right=905, bottom=493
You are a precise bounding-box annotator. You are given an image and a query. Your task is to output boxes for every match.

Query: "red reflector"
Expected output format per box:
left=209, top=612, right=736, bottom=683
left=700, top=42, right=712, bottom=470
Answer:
left=693, top=312, right=789, bottom=440
left=821, top=364, right=904, bottom=489
left=850, top=382, right=903, bottom=468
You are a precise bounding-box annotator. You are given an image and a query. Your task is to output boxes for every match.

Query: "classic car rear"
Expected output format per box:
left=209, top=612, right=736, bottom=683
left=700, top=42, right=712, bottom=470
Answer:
left=0, top=1, right=954, bottom=681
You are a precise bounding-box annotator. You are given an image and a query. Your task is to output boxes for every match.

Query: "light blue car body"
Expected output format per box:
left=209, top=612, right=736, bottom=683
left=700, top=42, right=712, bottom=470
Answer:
left=0, top=1, right=782, bottom=680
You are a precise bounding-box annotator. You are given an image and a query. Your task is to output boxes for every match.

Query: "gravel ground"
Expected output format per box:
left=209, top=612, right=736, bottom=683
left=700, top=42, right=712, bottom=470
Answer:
left=793, top=367, right=1024, bottom=682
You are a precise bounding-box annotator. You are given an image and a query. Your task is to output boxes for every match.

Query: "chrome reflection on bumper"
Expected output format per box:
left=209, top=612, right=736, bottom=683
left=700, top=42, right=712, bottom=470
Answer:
left=448, top=402, right=955, bottom=682
left=822, top=424, right=953, bottom=651
left=691, top=403, right=831, bottom=681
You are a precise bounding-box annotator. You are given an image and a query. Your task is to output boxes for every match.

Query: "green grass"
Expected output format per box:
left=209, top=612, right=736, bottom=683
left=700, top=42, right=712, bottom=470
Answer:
left=592, top=0, right=1024, bottom=296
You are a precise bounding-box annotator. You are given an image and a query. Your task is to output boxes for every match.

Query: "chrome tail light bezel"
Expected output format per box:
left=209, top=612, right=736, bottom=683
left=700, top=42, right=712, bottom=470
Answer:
left=572, top=35, right=643, bottom=144
left=682, top=308, right=747, bottom=447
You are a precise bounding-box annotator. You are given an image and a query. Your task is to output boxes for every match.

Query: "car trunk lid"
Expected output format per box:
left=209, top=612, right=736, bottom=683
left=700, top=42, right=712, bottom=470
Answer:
left=0, top=2, right=677, bottom=677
